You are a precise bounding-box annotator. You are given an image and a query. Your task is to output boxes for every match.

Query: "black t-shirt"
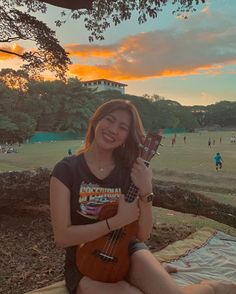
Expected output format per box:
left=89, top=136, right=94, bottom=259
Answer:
left=51, top=153, right=131, bottom=290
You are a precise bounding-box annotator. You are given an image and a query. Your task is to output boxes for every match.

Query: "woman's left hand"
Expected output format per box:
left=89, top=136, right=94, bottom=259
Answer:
left=130, top=157, right=153, bottom=196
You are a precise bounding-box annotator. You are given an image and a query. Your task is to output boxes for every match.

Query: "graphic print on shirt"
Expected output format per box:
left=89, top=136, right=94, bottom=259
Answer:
left=77, top=180, right=121, bottom=220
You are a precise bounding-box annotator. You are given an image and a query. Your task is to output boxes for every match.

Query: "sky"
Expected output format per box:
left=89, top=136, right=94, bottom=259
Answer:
left=1, top=0, right=236, bottom=106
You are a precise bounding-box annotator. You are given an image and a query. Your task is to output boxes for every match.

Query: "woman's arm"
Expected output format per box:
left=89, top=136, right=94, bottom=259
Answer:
left=137, top=198, right=153, bottom=241
left=130, top=157, right=154, bottom=241
left=50, top=176, right=140, bottom=248
left=50, top=176, right=111, bottom=248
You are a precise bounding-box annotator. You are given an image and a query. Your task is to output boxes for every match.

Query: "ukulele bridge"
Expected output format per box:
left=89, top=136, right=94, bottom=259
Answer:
left=93, top=249, right=118, bottom=263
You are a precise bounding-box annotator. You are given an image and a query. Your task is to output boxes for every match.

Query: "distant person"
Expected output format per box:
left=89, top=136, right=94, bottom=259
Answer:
left=171, top=137, right=176, bottom=147
left=183, top=136, right=186, bottom=144
left=67, top=148, right=72, bottom=156
left=219, top=137, right=222, bottom=144
left=230, top=135, right=236, bottom=143
left=208, top=138, right=211, bottom=148
left=214, top=152, right=223, bottom=171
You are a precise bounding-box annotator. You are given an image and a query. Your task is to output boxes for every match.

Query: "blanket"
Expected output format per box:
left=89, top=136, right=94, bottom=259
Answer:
left=25, top=227, right=236, bottom=293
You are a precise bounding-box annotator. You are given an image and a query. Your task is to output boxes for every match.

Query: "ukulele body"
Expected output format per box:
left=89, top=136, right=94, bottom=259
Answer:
left=76, top=202, right=138, bottom=283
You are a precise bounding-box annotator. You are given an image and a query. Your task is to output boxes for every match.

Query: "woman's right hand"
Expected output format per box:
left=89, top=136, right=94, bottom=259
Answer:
left=111, top=194, right=140, bottom=229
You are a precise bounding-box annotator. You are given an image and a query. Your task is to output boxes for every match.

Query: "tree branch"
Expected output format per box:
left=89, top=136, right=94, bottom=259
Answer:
left=0, top=48, right=23, bottom=58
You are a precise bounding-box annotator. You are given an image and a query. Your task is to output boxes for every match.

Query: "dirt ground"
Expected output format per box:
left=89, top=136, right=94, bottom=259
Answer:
left=0, top=204, right=195, bottom=294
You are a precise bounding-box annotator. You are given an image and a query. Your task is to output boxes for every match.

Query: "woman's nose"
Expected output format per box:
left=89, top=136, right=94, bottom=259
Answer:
left=109, top=123, right=119, bottom=134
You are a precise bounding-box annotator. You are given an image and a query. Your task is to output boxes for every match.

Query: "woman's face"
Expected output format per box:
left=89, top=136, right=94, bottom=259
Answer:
left=93, top=109, right=131, bottom=151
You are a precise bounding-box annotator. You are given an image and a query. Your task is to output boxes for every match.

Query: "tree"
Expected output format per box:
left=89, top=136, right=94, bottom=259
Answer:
left=0, top=112, right=36, bottom=143
left=205, top=101, right=236, bottom=127
left=0, top=68, right=31, bottom=92
left=39, top=0, right=93, bottom=9
left=0, top=0, right=206, bottom=77
left=0, top=1, right=71, bottom=79
left=56, top=0, right=206, bottom=41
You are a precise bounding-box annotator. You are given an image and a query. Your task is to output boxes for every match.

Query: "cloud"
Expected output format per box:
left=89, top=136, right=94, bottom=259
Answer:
left=65, top=44, right=118, bottom=58
left=0, top=44, right=24, bottom=60
left=67, top=10, right=236, bottom=82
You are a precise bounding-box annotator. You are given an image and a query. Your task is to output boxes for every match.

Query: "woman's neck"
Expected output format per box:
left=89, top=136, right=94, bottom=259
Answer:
left=85, top=143, right=114, bottom=165
left=84, top=144, right=115, bottom=177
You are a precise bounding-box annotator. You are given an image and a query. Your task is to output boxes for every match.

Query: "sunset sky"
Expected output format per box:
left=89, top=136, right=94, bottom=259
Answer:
left=1, top=0, right=236, bottom=106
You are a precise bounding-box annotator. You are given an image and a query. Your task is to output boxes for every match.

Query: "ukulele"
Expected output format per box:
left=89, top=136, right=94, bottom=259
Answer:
left=76, top=130, right=163, bottom=282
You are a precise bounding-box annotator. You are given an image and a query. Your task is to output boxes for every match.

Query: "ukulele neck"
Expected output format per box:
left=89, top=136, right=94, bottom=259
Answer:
left=125, top=161, right=150, bottom=203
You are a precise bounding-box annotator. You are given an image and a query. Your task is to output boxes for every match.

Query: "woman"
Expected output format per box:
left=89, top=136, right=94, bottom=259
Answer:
left=50, top=99, right=236, bottom=294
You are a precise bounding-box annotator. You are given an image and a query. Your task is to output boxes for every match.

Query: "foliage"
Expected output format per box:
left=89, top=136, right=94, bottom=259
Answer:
left=0, top=68, right=31, bottom=92
left=0, top=1, right=71, bottom=79
left=57, top=0, right=206, bottom=41
left=0, top=68, right=235, bottom=143
left=0, top=112, right=36, bottom=143
left=190, top=102, right=236, bottom=127
left=205, top=101, right=236, bottom=127
left=0, top=0, right=206, bottom=76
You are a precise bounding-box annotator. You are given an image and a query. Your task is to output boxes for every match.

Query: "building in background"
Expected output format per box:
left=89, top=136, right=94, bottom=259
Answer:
left=82, top=79, right=127, bottom=94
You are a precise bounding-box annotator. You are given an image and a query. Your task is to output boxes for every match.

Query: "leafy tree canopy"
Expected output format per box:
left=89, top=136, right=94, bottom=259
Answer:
left=0, top=0, right=205, bottom=78
left=55, top=0, right=206, bottom=41
left=0, top=0, right=71, bottom=79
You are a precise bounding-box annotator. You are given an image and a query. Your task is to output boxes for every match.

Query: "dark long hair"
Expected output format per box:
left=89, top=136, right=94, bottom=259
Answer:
left=78, top=99, right=145, bottom=168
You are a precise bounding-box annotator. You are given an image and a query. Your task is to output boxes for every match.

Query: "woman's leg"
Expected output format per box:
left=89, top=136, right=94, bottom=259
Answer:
left=127, top=249, right=184, bottom=294
left=77, top=276, right=144, bottom=294
left=200, top=280, right=236, bottom=294
left=127, top=249, right=236, bottom=294
left=181, top=280, right=236, bottom=294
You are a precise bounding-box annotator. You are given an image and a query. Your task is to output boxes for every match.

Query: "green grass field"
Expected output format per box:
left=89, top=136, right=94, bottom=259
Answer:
left=1, top=130, right=236, bottom=235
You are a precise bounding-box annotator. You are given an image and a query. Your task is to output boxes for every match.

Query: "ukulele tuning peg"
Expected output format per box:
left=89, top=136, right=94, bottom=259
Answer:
left=160, top=143, right=163, bottom=147
left=155, top=152, right=160, bottom=156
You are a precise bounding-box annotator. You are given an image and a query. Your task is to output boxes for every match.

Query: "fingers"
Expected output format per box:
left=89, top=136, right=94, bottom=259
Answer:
left=119, top=193, right=138, bottom=204
left=131, top=158, right=147, bottom=175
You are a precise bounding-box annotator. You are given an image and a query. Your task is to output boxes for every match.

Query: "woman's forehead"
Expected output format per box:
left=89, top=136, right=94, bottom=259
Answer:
left=108, top=109, right=131, bottom=125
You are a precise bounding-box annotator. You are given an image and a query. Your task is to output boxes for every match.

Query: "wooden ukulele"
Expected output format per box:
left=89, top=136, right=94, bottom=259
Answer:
left=76, top=130, right=163, bottom=282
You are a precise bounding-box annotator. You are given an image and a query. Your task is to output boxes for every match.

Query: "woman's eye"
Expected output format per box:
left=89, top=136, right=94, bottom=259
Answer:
left=120, top=126, right=128, bottom=131
left=105, top=116, right=113, bottom=122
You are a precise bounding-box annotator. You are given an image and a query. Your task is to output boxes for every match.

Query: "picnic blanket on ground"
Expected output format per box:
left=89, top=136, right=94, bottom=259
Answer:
left=158, top=229, right=236, bottom=286
left=25, top=227, right=236, bottom=293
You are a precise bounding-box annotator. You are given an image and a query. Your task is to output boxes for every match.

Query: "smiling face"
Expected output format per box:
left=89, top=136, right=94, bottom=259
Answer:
left=93, top=109, right=131, bottom=151
left=81, top=99, right=145, bottom=168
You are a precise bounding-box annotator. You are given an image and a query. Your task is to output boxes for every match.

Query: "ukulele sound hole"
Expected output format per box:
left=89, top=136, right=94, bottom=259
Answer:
left=93, top=249, right=118, bottom=263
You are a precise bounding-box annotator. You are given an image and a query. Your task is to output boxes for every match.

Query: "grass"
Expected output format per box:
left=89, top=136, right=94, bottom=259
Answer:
left=1, top=130, right=236, bottom=235
left=153, top=207, right=236, bottom=237
left=151, top=130, right=236, bottom=207
left=0, top=140, right=83, bottom=171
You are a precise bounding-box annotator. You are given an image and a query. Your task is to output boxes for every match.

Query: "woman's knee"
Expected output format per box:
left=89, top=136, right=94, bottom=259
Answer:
left=78, top=276, right=142, bottom=294
left=77, top=277, right=93, bottom=294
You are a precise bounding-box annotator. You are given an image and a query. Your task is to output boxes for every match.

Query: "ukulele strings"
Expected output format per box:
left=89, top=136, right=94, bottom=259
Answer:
left=101, top=184, right=138, bottom=257
left=101, top=137, right=153, bottom=257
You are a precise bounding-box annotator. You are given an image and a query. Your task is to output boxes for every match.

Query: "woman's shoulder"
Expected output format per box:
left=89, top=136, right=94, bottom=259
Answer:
left=51, top=155, right=83, bottom=189
left=53, top=154, right=83, bottom=172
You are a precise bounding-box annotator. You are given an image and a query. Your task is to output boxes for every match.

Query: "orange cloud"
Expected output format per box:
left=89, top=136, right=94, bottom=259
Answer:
left=65, top=44, right=117, bottom=58
left=0, top=44, right=24, bottom=60
left=66, top=12, right=236, bottom=83
left=69, top=63, right=223, bottom=82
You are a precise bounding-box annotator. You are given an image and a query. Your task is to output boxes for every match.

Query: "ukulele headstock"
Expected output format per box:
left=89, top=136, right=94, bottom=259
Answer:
left=139, top=130, right=163, bottom=162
